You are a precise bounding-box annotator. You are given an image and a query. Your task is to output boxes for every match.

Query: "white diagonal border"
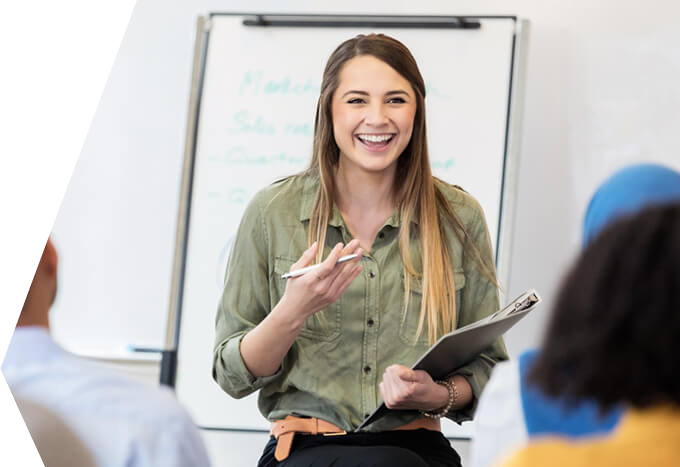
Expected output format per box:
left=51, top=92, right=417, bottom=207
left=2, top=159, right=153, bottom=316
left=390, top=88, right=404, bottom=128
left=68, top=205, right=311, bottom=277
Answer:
left=0, top=1, right=136, bottom=464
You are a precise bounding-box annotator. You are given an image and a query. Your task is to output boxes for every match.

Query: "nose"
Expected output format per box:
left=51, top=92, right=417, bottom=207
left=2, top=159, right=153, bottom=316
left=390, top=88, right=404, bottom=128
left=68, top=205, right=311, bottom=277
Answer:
left=364, top=102, right=388, bottom=126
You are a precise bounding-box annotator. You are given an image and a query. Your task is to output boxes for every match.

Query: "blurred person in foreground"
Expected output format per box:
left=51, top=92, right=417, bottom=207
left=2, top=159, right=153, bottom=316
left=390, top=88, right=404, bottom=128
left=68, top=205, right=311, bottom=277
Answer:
left=1, top=238, right=211, bottom=467
left=15, top=397, right=97, bottom=467
left=502, top=202, right=680, bottom=465
left=470, top=163, right=680, bottom=467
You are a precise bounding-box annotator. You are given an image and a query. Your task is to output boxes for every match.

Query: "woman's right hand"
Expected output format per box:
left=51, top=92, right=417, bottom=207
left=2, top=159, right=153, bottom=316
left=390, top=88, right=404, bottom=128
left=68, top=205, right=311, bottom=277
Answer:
left=240, top=240, right=363, bottom=378
left=279, top=240, right=363, bottom=327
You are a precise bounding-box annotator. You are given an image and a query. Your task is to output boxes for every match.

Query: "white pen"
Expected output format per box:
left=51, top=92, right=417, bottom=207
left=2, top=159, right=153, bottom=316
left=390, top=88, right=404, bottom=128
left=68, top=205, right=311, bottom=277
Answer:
left=281, top=254, right=361, bottom=279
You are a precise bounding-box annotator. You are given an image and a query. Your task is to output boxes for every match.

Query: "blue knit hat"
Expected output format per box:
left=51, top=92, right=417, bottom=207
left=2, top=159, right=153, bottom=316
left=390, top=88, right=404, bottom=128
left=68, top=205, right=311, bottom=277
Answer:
left=583, top=163, right=680, bottom=246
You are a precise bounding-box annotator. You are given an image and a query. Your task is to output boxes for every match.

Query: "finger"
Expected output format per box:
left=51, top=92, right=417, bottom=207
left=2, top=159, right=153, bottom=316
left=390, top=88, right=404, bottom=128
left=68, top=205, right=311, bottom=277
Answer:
left=384, top=366, right=408, bottom=390
left=381, top=371, right=409, bottom=408
left=339, top=246, right=363, bottom=273
left=384, top=364, right=404, bottom=376
left=379, top=379, right=396, bottom=407
left=326, top=254, right=359, bottom=286
left=340, top=239, right=362, bottom=256
left=315, top=243, right=344, bottom=279
left=327, top=263, right=362, bottom=299
left=387, top=374, right=418, bottom=406
left=380, top=382, right=394, bottom=408
left=326, top=246, right=362, bottom=287
left=291, top=242, right=318, bottom=270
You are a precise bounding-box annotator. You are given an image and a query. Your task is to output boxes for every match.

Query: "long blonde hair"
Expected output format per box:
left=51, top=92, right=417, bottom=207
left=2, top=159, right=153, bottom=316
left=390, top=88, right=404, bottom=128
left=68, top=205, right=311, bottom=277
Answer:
left=307, top=34, right=493, bottom=344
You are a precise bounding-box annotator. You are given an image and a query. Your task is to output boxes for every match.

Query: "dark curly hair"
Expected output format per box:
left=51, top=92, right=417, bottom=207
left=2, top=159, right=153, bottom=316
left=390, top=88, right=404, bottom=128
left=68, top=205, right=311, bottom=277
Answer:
left=528, top=202, right=680, bottom=410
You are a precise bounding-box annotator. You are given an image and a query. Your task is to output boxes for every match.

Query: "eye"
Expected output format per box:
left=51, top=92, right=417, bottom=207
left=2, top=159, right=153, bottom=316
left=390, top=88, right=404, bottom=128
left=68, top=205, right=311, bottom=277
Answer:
left=347, top=97, right=365, bottom=104
left=387, top=97, right=406, bottom=104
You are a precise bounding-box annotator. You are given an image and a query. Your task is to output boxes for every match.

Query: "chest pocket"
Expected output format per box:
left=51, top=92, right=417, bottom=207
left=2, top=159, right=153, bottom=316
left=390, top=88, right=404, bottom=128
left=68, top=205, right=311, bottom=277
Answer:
left=398, top=269, right=466, bottom=346
left=273, top=256, right=342, bottom=341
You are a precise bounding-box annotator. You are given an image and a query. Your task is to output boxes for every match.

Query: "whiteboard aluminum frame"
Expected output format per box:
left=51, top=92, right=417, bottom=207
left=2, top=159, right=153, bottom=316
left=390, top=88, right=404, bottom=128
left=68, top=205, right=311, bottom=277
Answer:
left=495, top=19, right=529, bottom=302
left=165, top=14, right=529, bottom=409
left=162, top=15, right=210, bottom=385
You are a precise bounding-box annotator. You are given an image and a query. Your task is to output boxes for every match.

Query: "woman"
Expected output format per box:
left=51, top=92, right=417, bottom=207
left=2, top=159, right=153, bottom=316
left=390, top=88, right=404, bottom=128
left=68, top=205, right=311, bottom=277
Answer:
left=212, top=33, right=506, bottom=467
left=503, top=202, right=680, bottom=466
left=470, top=163, right=680, bottom=467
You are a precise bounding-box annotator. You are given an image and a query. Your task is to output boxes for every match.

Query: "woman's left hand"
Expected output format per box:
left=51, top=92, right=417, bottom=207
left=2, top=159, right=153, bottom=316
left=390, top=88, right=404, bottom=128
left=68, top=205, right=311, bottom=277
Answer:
left=378, top=364, right=449, bottom=411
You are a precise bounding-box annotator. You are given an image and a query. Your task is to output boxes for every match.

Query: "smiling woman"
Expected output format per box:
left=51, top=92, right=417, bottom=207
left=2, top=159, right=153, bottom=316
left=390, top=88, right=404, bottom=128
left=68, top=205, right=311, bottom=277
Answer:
left=212, top=33, right=507, bottom=467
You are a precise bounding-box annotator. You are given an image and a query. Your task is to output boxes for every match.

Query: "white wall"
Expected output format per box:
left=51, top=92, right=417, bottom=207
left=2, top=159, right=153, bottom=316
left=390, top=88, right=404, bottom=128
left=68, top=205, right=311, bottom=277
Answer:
left=53, top=1, right=680, bottom=465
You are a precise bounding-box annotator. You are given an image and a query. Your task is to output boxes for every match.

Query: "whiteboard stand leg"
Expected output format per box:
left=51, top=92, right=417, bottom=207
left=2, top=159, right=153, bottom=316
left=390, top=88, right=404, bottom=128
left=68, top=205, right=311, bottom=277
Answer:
left=160, top=350, right=178, bottom=387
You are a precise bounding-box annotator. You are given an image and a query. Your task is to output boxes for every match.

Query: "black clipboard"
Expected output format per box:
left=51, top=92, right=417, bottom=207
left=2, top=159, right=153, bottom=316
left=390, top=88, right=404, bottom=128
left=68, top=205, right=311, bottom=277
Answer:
left=356, top=289, right=541, bottom=431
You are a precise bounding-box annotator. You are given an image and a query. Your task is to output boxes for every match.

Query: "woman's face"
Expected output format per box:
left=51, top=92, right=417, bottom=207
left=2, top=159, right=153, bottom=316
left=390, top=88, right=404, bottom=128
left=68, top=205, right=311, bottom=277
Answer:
left=331, top=55, right=417, bottom=177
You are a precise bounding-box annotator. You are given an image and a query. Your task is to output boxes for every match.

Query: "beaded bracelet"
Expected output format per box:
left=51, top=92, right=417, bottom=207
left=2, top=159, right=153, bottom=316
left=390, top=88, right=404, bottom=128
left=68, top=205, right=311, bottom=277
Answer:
left=420, top=379, right=458, bottom=419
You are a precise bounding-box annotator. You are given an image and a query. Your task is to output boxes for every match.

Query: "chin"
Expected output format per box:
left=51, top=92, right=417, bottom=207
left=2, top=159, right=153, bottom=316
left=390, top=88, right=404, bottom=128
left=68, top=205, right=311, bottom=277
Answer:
left=357, top=160, right=399, bottom=174
left=339, top=148, right=401, bottom=176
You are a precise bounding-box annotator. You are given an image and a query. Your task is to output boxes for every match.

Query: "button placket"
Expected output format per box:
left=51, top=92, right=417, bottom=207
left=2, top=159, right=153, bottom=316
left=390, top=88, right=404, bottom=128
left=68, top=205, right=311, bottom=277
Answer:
left=361, top=256, right=379, bottom=417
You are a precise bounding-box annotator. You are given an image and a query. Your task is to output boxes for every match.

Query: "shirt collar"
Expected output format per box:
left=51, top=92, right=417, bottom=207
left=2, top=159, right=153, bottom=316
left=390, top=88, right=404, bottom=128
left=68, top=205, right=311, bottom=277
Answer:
left=298, top=173, right=319, bottom=223
left=2, top=326, right=65, bottom=369
left=298, top=173, right=402, bottom=228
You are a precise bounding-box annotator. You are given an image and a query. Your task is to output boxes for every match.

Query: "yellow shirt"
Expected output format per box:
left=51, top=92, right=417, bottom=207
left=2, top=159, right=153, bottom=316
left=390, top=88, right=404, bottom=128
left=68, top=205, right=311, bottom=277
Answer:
left=502, top=405, right=680, bottom=467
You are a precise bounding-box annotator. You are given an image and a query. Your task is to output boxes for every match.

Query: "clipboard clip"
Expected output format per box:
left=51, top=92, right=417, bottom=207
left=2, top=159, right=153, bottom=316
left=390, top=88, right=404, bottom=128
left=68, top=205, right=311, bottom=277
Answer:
left=513, top=292, right=539, bottom=312
left=485, top=290, right=540, bottom=322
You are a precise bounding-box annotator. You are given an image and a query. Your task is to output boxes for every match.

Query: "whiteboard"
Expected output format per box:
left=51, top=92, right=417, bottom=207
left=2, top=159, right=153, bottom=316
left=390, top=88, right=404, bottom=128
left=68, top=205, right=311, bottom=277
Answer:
left=173, top=14, right=527, bottom=438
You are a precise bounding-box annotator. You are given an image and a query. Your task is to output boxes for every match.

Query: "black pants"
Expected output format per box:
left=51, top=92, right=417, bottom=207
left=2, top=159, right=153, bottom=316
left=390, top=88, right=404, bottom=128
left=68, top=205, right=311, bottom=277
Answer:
left=257, top=429, right=462, bottom=467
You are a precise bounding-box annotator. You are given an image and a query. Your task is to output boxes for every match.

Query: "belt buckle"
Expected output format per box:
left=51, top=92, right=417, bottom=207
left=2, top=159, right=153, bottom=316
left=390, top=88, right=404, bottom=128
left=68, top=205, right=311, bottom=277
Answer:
left=323, top=430, right=347, bottom=437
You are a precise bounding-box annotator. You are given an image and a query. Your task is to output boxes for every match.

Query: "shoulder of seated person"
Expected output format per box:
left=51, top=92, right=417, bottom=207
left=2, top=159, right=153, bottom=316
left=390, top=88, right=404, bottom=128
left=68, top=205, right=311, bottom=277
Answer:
left=63, top=356, right=194, bottom=420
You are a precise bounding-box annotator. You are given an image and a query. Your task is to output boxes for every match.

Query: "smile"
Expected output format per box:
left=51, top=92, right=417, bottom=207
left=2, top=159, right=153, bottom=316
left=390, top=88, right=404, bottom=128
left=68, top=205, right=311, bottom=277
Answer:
left=355, top=133, right=396, bottom=152
left=356, top=133, right=394, bottom=143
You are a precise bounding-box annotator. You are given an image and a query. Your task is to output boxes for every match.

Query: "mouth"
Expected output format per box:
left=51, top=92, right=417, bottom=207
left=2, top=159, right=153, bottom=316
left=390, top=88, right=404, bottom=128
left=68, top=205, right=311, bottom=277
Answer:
left=354, top=133, right=396, bottom=152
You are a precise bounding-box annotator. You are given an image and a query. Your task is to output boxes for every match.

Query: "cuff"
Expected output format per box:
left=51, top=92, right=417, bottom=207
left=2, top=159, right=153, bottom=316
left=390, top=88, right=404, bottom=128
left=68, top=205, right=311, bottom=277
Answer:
left=446, top=358, right=492, bottom=423
left=214, top=334, right=284, bottom=398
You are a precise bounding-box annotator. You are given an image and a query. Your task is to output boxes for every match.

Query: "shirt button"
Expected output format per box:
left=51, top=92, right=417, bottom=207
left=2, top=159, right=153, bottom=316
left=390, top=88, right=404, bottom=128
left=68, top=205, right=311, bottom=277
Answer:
left=367, top=318, right=374, bottom=327
left=363, top=366, right=371, bottom=374
left=369, top=271, right=376, bottom=278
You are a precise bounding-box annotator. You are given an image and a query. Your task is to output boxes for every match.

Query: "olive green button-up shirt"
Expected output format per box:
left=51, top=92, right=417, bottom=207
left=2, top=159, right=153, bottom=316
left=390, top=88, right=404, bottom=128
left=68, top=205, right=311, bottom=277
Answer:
left=213, top=172, right=508, bottom=432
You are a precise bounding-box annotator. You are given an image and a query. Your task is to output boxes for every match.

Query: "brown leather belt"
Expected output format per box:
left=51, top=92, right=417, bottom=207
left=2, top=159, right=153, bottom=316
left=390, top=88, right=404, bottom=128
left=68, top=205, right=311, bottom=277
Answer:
left=270, top=415, right=441, bottom=461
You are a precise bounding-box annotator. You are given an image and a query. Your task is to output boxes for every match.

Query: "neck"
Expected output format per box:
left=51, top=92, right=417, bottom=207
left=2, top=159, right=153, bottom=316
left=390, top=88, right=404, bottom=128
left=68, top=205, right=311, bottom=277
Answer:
left=16, top=296, right=50, bottom=330
left=16, top=315, right=50, bottom=329
left=335, top=160, right=396, bottom=214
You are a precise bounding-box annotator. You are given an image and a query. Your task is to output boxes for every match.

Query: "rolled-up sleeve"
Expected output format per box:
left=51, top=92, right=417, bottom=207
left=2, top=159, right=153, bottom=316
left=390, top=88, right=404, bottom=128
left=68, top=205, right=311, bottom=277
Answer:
left=448, top=199, right=509, bottom=423
left=212, top=192, right=283, bottom=398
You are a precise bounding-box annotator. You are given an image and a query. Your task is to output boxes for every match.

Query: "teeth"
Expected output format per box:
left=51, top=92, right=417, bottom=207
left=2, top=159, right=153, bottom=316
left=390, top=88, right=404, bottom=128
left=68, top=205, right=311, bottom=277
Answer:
left=358, top=134, right=393, bottom=143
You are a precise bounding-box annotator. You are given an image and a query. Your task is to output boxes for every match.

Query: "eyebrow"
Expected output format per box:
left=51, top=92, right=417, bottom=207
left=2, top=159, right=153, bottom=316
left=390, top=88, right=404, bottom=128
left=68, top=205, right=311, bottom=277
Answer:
left=341, top=90, right=411, bottom=98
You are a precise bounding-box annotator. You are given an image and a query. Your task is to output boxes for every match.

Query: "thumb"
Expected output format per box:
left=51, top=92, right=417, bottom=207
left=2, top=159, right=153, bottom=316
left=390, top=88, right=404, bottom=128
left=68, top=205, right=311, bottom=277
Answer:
left=397, top=366, right=419, bottom=383
left=411, top=369, right=433, bottom=385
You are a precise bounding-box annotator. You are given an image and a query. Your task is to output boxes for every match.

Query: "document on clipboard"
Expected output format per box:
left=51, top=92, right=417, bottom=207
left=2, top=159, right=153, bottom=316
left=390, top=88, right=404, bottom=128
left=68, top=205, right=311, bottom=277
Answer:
left=356, top=289, right=541, bottom=431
